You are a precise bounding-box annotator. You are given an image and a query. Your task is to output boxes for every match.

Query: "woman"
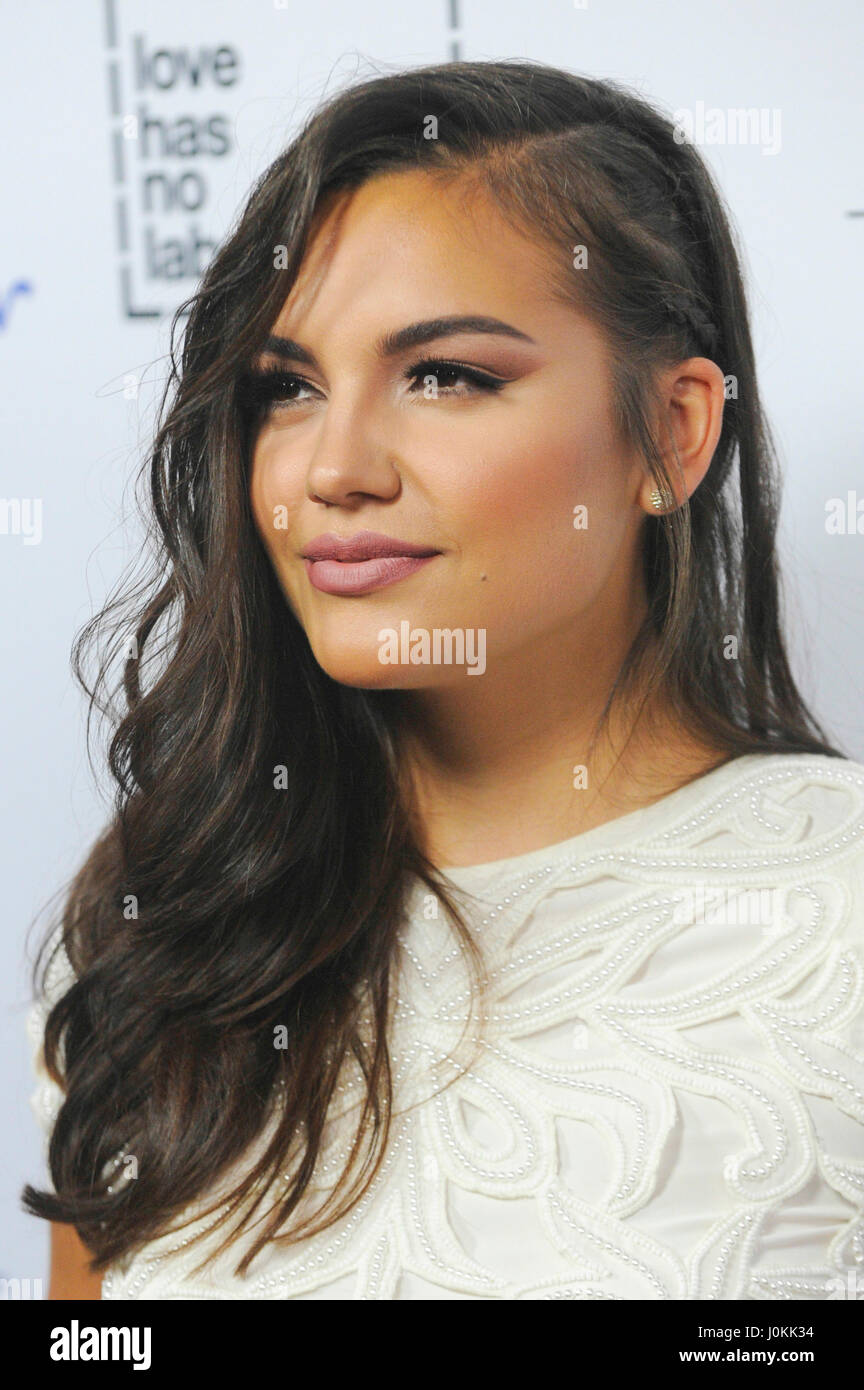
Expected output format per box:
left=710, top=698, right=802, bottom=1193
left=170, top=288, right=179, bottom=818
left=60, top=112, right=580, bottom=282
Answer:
left=24, top=59, right=864, bottom=1300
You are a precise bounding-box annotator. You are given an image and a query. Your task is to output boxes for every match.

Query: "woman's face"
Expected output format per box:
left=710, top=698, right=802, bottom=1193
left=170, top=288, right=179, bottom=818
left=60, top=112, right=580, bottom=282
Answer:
left=249, top=168, right=651, bottom=689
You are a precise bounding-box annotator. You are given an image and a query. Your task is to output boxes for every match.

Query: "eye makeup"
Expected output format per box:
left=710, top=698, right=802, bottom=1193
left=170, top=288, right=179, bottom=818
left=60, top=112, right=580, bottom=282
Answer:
left=237, top=356, right=511, bottom=418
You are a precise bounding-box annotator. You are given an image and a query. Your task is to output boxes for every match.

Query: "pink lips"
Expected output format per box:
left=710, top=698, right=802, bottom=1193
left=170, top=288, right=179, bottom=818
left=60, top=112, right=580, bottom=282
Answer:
left=301, top=530, right=441, bottom=596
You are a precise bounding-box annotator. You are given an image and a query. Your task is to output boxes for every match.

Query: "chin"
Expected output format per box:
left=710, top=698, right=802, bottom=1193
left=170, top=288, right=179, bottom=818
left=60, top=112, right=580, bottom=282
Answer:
left=301, top=609, right=490, bottom=688
left=306, top=639, right=477, bottom=691
left=309, top=653, right=432, bottom=690
left=305, top=635, right=404, bottom=690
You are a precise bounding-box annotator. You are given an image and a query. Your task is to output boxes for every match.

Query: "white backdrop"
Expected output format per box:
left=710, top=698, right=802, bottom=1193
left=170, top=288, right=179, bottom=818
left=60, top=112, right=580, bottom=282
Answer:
left=2, top=0, right=862, bottom=1290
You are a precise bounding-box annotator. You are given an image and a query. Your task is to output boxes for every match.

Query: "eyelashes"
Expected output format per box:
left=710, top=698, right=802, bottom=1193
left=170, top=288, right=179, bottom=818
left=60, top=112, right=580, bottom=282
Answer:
left=406, top=358, right=509, bottom=396
left=237, top=369, right=301, bottom=415
left=237, top=357, right=508, bottom=417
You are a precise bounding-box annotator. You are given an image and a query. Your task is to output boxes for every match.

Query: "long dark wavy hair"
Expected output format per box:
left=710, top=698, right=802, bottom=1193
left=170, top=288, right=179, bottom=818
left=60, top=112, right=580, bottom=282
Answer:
left=22, top=58, right=846, bottom=1278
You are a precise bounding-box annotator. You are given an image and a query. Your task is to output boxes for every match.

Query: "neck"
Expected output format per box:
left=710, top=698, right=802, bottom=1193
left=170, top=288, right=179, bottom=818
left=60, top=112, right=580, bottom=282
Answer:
left=393, top=620, right=722, bottom=869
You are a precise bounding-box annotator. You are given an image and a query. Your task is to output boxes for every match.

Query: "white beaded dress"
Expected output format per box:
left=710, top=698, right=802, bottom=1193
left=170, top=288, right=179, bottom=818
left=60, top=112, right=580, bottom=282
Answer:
left=27, top=750, right=864, bottom=1299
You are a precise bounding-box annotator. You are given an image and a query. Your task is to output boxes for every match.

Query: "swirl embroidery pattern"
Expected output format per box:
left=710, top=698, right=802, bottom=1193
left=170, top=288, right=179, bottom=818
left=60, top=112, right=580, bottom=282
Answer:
left=28, top=754, right=864, bottom=1299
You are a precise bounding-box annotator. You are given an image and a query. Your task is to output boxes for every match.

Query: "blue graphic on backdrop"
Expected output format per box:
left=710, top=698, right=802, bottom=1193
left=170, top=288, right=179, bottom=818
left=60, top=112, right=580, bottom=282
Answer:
left=0, top=281, right=34, bottom=332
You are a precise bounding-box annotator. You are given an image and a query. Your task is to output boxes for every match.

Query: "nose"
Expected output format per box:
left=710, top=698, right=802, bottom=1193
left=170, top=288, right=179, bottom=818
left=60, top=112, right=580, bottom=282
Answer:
left=304, top=390, right=403, bottom=509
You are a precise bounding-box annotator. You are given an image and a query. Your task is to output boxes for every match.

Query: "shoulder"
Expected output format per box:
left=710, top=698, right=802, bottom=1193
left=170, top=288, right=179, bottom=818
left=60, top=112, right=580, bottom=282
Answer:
left=26, top=924, right=77, bottom=1141
left=29, top=923, right=77, bottom=1016
left=694, top=750, right=864, bottom=947
left=701, top=750, right=864, bottom=852
left=712, top=748, right=864, bottom=796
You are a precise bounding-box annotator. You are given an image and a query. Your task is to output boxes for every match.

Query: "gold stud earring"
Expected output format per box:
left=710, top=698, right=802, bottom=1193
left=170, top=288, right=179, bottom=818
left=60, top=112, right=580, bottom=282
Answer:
left=650, top=488, right=666, bottom=511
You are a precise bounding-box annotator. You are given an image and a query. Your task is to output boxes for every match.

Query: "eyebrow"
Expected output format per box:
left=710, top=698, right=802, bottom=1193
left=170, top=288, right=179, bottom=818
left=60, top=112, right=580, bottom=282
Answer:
left=257, top=315, right=536, bottom=369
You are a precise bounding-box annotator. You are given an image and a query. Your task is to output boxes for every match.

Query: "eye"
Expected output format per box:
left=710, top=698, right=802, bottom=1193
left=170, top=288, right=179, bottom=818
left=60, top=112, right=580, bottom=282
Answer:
left=237, top=369, right=320, bottom=416
left=405, top=358, right=508, bottom=396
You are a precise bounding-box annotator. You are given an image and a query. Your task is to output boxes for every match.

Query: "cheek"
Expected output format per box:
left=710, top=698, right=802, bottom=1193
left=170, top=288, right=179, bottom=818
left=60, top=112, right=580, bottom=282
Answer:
left=456, top=409, right=626, bottom=597
left=249, top=438, right=300, bottom=556
left=249, top=444, right=271, bottom=539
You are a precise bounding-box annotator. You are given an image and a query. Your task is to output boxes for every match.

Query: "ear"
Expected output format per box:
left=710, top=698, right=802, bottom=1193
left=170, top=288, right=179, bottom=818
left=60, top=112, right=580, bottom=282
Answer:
left=637, top=357, right=726, bottom=513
